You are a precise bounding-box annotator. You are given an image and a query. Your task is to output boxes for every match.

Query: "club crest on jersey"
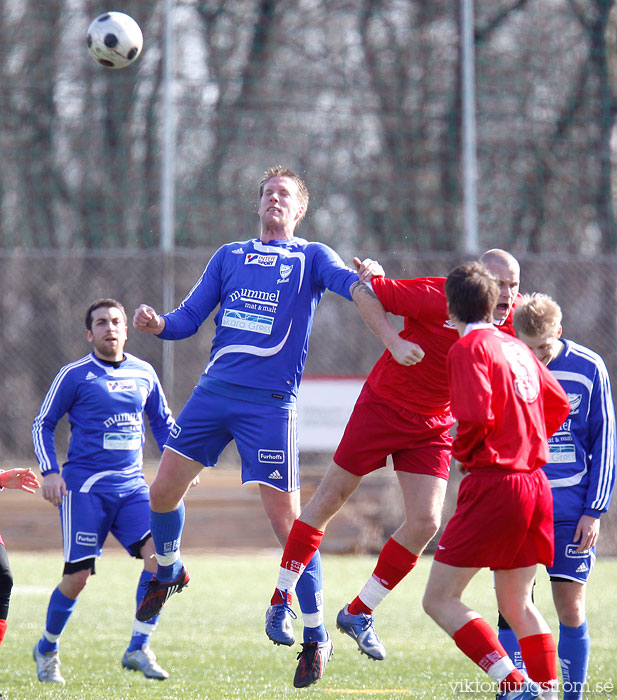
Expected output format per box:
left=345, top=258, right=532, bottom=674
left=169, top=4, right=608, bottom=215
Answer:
left=245, top=253, right=277, bottom=267
left=567, top=393, right=582, bottom=414
left=106, top=379, right=137, bottom=393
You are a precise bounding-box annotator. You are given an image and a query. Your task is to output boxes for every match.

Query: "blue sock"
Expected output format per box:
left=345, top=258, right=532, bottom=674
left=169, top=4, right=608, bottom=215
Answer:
left=38, top=587, right=78, bottom=654
left=559, top=620, right=590, bottom=700
left=296, top=550, right=327, bottom=643
left=150, top=502, right=185, bottom=582
left=497, top=626, right=526, bottom=671
left=128, top=570, right=159, bottom=651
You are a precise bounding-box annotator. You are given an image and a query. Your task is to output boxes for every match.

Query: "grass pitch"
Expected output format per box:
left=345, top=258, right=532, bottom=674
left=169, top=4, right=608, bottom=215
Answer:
left=3, top=552, right=617, bottom=699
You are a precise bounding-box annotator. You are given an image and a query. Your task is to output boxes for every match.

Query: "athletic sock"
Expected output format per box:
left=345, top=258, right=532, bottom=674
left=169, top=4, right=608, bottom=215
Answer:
left=271, top=520, right=324, bottom=605
left=150, top=502, right=185, bottom=582
left=453, top=617, right=526, bottom=691
left=295, top=549, right=327, bottom=643
left=348, top=537, right=418, bottom=615
left=558, top=620, right=589, bottom=700
left=497, top=625, right=526, bottom=671
left=0, top=619, right=6, bottom=648
left=128, top=570, right=159, bottom=651
left=519, top=632, right=558, bottom=689
left=38, top=587, right=78, bottom=654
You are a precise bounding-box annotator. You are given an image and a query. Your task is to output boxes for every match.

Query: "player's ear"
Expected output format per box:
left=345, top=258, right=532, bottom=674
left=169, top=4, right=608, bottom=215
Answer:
left=557, top=325, right=563, bottom=339
left=85, top=329, right=93, bottom=345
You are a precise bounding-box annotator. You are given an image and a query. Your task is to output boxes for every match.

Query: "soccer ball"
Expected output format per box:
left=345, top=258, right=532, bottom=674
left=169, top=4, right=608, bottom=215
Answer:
left=87, top=12, right=143, bottom=69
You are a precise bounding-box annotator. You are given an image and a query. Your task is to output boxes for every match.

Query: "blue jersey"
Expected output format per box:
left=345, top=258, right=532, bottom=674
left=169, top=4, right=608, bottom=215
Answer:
left=543, top=339, right=616, bottom=523
left=158, top=237, right=358, bottom=400
left=32, top=352, right=174, bottom=494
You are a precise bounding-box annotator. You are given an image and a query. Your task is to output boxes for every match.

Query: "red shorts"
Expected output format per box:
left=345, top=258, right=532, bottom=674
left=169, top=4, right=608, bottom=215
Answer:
left=434, top=467, right=554, bottom=570
left=333, top=383, right=455, bottom=480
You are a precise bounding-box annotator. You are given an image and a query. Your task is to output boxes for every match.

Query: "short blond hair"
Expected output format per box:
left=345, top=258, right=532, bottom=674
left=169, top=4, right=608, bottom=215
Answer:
left=513, top=293, right=562, bottom=338
left=258, top=166, right=309, bottom=223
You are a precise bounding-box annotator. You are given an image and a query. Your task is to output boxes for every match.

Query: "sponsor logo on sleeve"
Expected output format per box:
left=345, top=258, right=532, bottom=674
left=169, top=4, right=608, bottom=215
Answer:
left=245, top=253, right=277, bottom=267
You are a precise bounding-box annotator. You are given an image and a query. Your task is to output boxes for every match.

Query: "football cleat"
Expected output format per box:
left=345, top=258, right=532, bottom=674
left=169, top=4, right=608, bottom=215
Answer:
left=122, top=645, right=169, bottom=680
left=336, top=604, right=386, bottom=660
left=293, top=634, right=334, bottom=688
left=135, top=566, right=190, bottom=622
left=33, top=643, right=66, bottom=684
left=504, top=679, right=544, bottom=700
left=265, top=596, right=297, bottom=646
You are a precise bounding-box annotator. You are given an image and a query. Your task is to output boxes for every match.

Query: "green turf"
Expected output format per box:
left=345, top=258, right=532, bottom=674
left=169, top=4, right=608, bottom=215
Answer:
left=3, top=552, right=616, bottom=699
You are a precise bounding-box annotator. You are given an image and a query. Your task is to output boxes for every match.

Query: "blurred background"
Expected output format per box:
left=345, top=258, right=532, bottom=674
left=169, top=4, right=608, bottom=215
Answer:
left=2, top=0, right=617, bottom=552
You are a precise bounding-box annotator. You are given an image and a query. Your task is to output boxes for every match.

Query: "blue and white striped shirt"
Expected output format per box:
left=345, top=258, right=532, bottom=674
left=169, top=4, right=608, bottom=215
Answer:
left=158, top=237, right=358, bottom=403
left=32, top=352, right=174, bottom=493
left=544, top=339, right=616, bottom=522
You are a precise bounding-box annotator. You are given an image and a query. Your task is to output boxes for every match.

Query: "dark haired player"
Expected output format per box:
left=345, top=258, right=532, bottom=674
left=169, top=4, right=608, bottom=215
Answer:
left=32, top=299, right=175, bottom=684
left=422, top=262, right=570, bottom=700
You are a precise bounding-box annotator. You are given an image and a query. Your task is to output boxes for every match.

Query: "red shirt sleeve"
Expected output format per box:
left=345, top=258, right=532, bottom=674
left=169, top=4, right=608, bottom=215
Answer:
left=538, top=360, right=571, bottom=437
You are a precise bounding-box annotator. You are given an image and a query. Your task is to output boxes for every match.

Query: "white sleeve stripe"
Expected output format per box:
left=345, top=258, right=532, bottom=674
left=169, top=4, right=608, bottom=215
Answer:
left=32, top=356, right=92, bottom=473
left=591, top=366, right=616, bottom=511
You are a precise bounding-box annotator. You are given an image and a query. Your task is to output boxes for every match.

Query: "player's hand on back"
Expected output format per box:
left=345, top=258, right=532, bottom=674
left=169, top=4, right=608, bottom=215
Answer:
left=133, top=304, right=165, bottom=334
left=41, top=472, right=68, bottom=507
left=353, top=257, right=385, bottom=282
left=389, top=337, right=425, bottom=366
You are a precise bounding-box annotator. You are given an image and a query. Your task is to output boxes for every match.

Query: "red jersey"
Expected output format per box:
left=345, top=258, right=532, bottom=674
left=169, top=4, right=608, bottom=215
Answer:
left=367, top=277, right=517, bottom=415
left=447, top=325, right=570, bottom=472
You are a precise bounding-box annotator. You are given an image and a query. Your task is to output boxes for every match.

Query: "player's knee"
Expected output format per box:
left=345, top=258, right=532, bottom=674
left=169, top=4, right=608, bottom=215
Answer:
left=422, top=588, right=439, bottom=621
left=410, top=512, right=441, bottom=542
left=62, top=569, right=91, bottom=597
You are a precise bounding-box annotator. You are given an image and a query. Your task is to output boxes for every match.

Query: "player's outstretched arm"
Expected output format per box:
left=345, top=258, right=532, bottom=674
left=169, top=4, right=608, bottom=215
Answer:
left=0, top=468, right=40, bottom=494
left=350, top=283, right=424, bottom=366
left=133, top=304, right=166, bottom=335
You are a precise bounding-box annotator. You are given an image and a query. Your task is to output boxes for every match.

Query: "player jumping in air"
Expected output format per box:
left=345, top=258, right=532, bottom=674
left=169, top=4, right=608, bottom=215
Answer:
left=132, top=166, right=383, bottom=688
left=265, top=249, right=521, bottom=668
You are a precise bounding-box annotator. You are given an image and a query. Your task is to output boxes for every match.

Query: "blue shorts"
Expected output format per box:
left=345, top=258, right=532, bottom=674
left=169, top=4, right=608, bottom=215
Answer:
left=546, top=521, right=596, bottom=583
left=166, top=385, right=299, bottom=492
left=59, top=484, right=151, bottom=564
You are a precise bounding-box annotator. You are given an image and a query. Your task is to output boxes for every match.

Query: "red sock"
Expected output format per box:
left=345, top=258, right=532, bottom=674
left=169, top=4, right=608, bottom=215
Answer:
left=519, top=633, right=557, bottom=686
left=453, top=618, right=525, bottom=689
left=270, top=520, right=324, bottom=606
left=0, top=619, right=6, bottom=648
left=348, top=538, right=418, bottom=615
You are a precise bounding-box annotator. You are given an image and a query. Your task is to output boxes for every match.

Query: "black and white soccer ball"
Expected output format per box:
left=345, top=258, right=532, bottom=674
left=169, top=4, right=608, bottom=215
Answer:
left=87, top=12, right=143, bottom=69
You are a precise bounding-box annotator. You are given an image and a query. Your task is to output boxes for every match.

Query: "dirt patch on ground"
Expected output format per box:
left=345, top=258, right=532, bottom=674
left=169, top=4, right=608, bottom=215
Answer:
left=4, top=463, right=617, bottom=556
left=0, top=464, right=408, bottom=555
